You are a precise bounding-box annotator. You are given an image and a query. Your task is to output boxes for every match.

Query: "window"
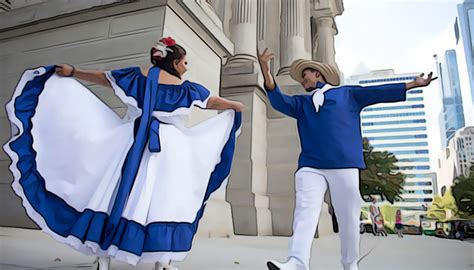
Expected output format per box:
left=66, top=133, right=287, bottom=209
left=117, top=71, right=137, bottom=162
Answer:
left=399, top=206, right=426, bottom=211
left=363, top=104, right=424, bottom=112
left=407, top=97, right=424, bottom=101
left=402, top=198, right=433, bottom=203
left=404, top=181, right=432, bottom=186
left=468, top=9, right=474, bottom=50
left=402, top=190, right=433, bottom=194
left=372, top=142, right=429, bottom=148
left=391, top=150, right=429, bottom=155
left=362, top=119, right=426, bottom=126
left=397, top=165, right=430, bottom=170
left=407, top=89, right=423, bottom=94
left=366, top=134, right=427, bottom=141
left=361, top=112, right=426, bottom=119
left=363, top=127, right=427, bottom=134
left=397, top=157, right=430, bottom=162
left=405, top=174, right=433, bottom=178
left=359, top=76, right=417, bottom=84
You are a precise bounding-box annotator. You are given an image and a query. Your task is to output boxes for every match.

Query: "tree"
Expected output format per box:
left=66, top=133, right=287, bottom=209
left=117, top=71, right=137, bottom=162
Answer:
left=360, top=138, right=405, bottom=204
left=451, top=166, right=474, bottom=218
left=426, top=189, right=459, bottom=221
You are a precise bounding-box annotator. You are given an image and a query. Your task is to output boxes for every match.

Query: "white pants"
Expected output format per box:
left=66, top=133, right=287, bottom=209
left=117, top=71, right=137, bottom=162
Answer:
left=288, top=167, right=363, bottom=270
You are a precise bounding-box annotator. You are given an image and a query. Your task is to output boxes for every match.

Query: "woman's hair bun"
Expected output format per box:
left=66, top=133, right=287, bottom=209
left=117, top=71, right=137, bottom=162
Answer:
left=150, top=36, right=187, bottom=79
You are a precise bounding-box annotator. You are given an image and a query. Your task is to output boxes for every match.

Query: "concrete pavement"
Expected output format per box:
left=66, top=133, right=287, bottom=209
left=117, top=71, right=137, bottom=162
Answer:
left=0, top=227, right=472, bottom=270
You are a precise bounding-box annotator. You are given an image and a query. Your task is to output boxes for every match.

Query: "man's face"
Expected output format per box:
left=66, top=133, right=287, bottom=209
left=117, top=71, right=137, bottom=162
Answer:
left=301, top=69, right=319, bottom=91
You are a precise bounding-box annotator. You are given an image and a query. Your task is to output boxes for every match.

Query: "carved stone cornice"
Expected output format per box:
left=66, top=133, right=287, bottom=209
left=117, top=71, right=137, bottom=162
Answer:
left=310, top=0, right=343, bottom=17
left=196, top=0, right=224, bottom=30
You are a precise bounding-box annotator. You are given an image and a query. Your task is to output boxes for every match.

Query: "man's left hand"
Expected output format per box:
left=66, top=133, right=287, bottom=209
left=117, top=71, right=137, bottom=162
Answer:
left=406, top=72, right=437, bottom=90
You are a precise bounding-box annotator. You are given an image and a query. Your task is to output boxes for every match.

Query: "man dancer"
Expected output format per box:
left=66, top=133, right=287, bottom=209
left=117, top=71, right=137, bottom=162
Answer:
left=258, top=48, right=436, bottom=270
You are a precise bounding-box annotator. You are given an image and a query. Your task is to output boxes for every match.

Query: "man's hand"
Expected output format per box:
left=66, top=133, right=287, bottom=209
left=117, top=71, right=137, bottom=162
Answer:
left=257, top=48, right=276, bottom=90
left=406, top=72, right=437, bottom=90
left=258, top=48, right=274, bottom=74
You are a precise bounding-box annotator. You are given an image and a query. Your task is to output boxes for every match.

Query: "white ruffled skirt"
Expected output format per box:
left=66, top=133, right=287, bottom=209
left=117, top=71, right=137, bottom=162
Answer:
left=3, top=66, right=241, bottom=265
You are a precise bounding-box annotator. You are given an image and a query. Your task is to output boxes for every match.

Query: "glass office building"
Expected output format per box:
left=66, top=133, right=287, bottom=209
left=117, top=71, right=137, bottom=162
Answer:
left=347, top=70, right=435, bottom=215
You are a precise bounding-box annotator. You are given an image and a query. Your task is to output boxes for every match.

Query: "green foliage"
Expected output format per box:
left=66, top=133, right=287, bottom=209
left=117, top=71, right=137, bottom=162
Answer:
left=360, top=138, right=405, bottom=204
left=361, top=204, right=399, bottom=233
left=426, top=189, right=459, bottom=221
left=380, top=204, right=398, bottom=230
left=451, top=166, right=474, bottom=218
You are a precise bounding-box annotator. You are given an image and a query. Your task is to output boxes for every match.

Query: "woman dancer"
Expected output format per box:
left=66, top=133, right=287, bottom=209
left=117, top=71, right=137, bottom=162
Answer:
left=3, top=37, right=243, bottom=269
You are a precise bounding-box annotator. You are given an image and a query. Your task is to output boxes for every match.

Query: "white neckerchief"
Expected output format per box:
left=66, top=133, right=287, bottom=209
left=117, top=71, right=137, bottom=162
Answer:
left=312, top=83, right=334, bottom=112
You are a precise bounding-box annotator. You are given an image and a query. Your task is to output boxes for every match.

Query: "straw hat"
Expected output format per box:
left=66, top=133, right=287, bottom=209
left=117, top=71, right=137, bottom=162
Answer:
left=289, top=59, right=340, bottom=86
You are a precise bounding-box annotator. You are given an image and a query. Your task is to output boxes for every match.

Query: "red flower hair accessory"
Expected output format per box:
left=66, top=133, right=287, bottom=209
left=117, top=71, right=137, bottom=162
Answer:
left=152, top=36, right=176, bottom=59
left=160, top=36, right=176, bottom=46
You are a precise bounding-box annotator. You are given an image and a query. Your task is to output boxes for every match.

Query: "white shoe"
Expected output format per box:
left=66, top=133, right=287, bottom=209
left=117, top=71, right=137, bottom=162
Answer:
left=95, top=257, right=110, bottom=270
left=267, top=259, right=300, bottom=270
left=343, top=262, right=359, bottom=270
left=155, top=262, right=179, bottom=270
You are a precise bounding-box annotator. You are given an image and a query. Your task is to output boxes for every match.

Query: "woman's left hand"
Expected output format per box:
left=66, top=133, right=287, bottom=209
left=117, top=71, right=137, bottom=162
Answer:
left=208, top=96, right=244, bottom=112
left=233, top=101, right=244, bottom=112
left=55, top=64, right=75, bottom=77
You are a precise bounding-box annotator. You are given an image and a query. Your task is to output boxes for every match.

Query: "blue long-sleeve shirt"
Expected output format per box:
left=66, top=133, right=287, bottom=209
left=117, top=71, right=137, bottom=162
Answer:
left=266, top=82, right=407, bottom=169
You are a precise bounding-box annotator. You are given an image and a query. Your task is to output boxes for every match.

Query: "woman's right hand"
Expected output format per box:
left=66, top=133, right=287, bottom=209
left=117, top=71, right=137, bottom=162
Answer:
left=55, top=64, right=74, bottom=77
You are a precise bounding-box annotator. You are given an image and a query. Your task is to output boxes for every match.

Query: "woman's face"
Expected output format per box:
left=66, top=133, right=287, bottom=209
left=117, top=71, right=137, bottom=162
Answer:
left=174, top=55, right=188, bottom=76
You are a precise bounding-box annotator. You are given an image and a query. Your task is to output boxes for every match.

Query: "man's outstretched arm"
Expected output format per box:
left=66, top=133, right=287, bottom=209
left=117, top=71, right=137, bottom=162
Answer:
left=351, top=72, right=438, bottom=108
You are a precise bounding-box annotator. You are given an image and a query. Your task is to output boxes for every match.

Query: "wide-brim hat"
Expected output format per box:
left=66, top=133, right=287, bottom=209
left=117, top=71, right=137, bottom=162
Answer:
left=289, top=59, right=340, bottom=86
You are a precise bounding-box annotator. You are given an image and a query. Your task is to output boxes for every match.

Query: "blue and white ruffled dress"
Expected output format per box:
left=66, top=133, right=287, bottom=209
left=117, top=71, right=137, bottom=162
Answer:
left=3, top=65, right=242, bottom=265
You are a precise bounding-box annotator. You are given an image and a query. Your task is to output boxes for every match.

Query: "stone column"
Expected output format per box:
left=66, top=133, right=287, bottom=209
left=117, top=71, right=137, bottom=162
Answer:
left=228, top=0, right=258, bottom=62
left=278, top=0, right=308, bottom=75
left=257, top=0, right=280, bottom=74
left=312, top=14, right=338, bottom=70
left=310, top=0, right=343, bottom=70
left=221, top=0, right=272, bottom=236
